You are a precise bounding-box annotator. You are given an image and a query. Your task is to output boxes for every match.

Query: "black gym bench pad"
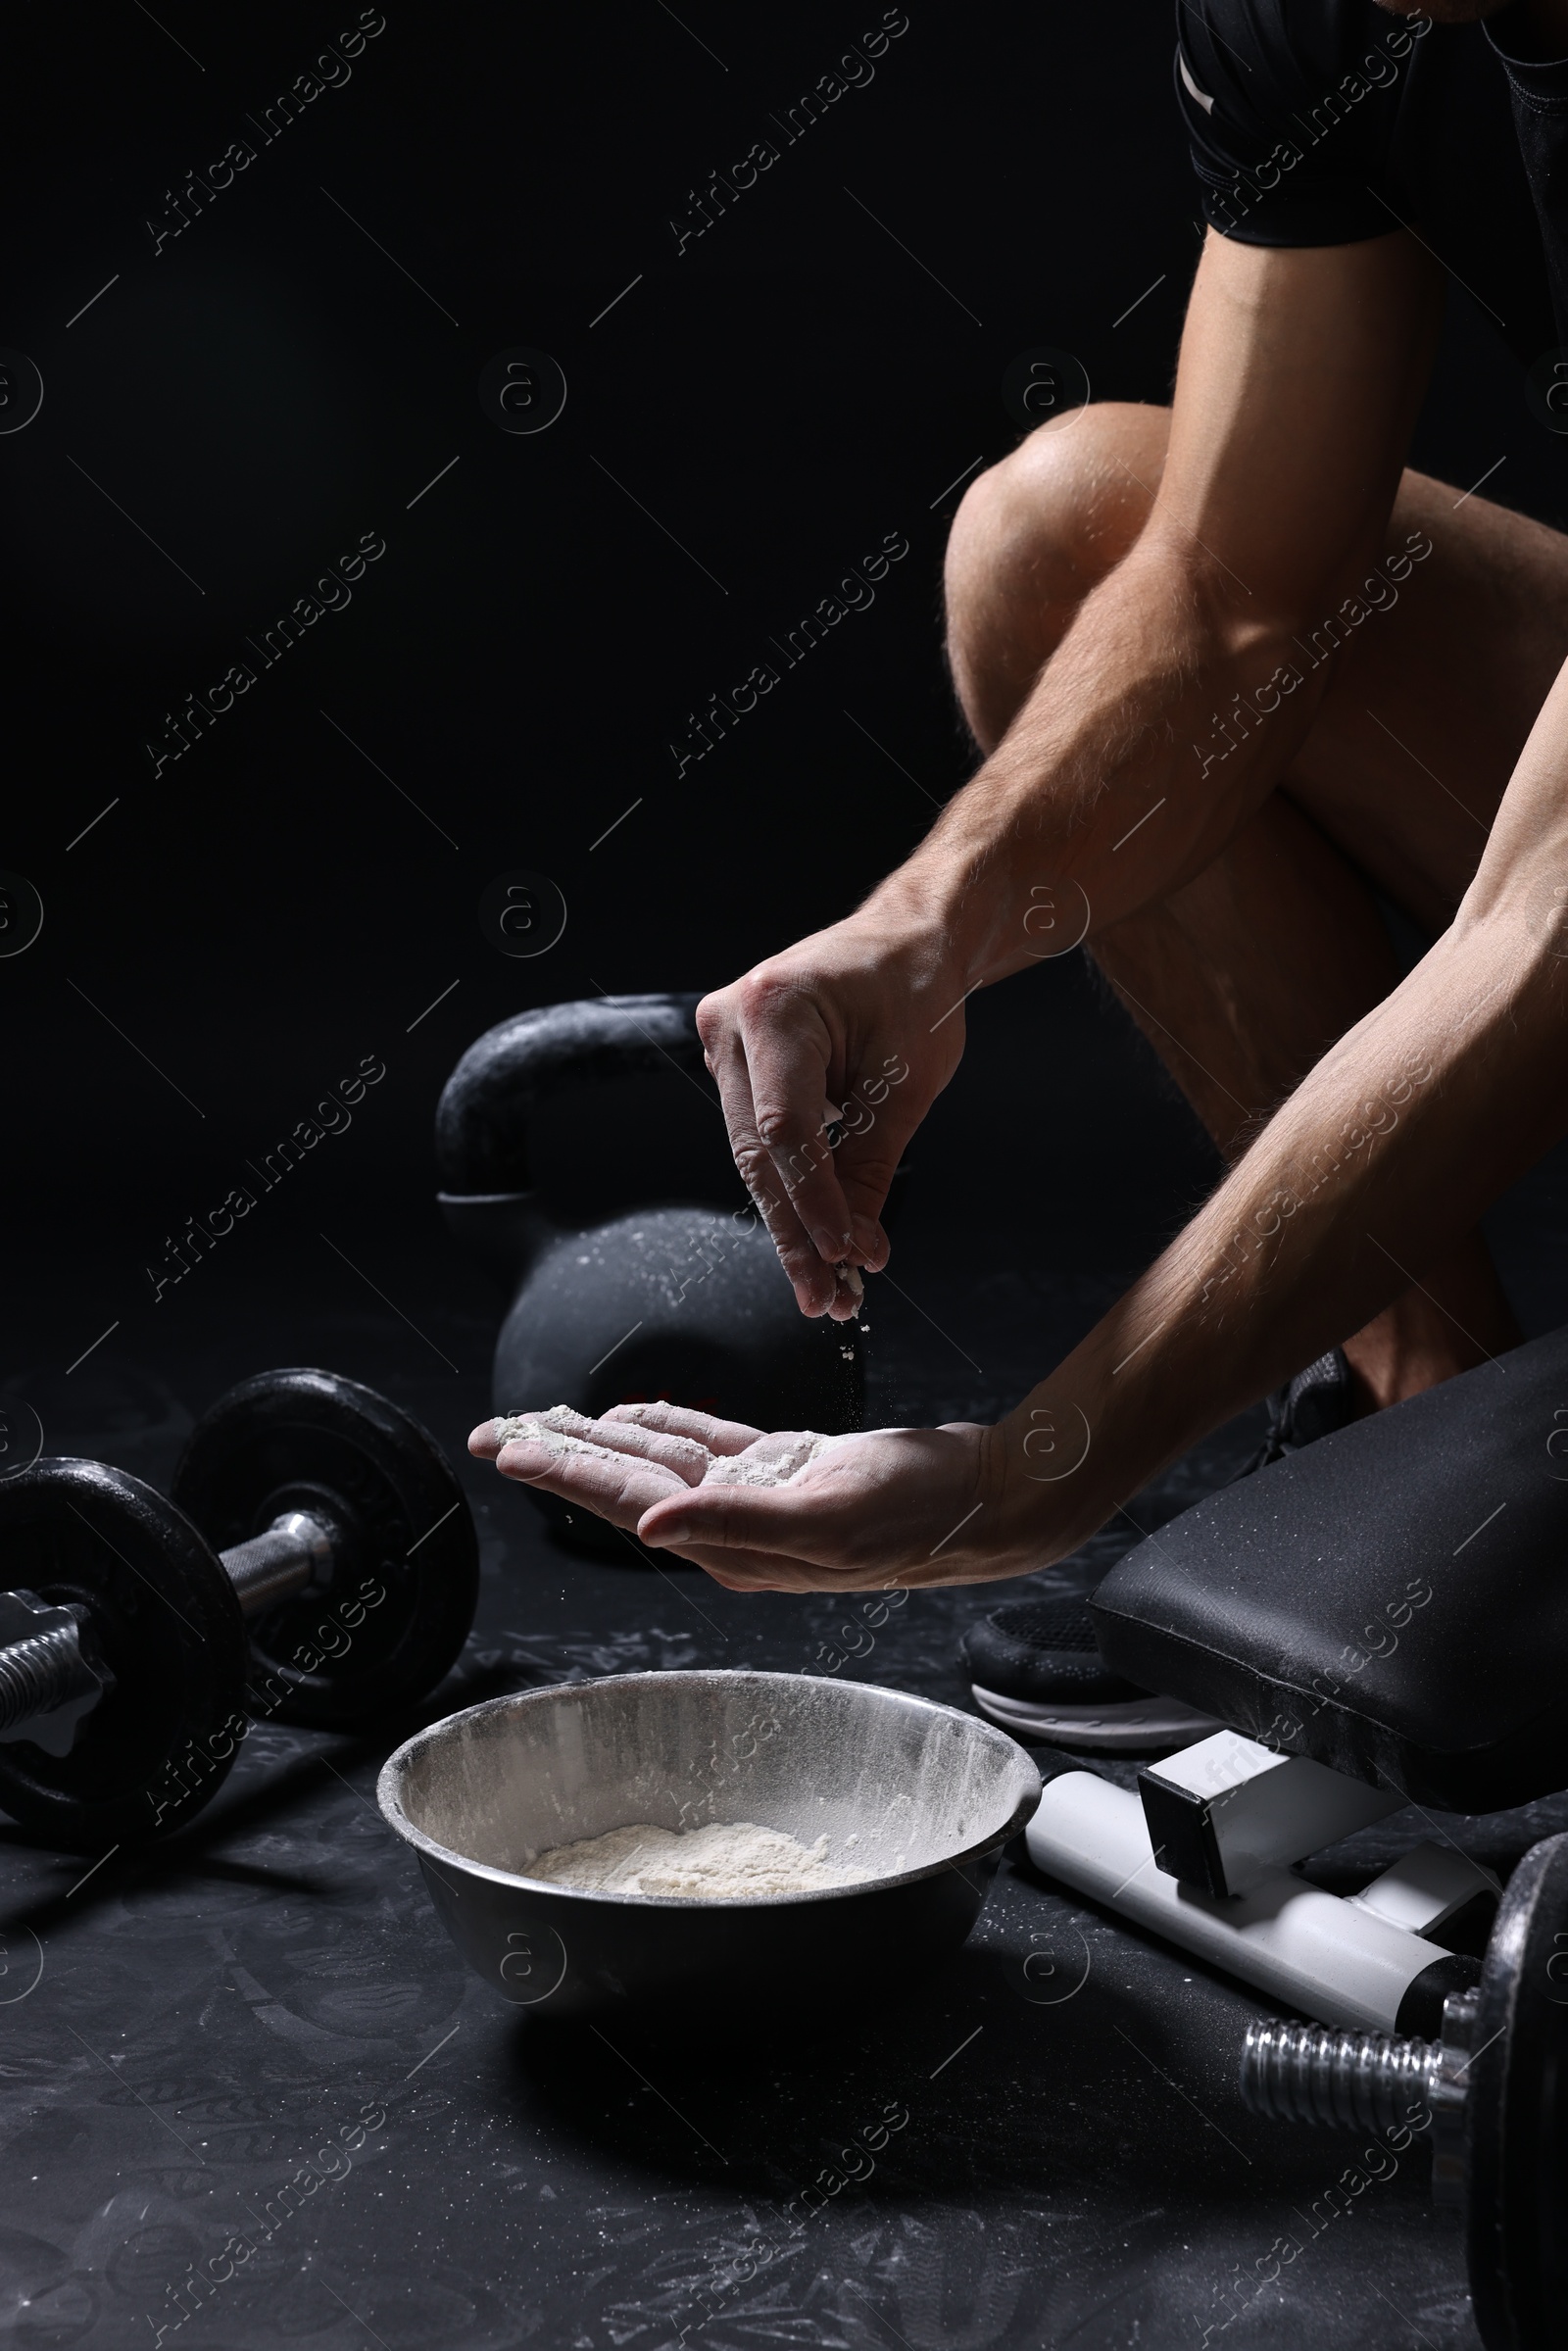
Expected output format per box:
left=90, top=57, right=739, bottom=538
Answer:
left=1093, top=1325, right=1568, bottom=1812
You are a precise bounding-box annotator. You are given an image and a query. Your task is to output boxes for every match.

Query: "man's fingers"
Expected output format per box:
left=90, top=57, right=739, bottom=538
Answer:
left=746, top=1174, right=844, bottom=1318
left=753, top=1092, right=856, bottom=1268
left=493, top=1434, right=687, bottom=1525
left=696, top=975, right=923, bottom=1316
left=603, top=1401, right=763, bottom=1455
left=830, top=1142, right=909, bottom=1274
left=715, top=980, right=860, bottom=1263
left=568, top=1416, right=714, bottom=1485
left=702, top=1020, right=843, bottom=1318
left=470, top=1410, right=710, bottom=1486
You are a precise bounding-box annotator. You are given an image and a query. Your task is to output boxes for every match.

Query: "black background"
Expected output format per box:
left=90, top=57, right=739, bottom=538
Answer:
left=4, top=10, right=1568, bottom=2348
left=5, top=0, right=1566, bottom=1357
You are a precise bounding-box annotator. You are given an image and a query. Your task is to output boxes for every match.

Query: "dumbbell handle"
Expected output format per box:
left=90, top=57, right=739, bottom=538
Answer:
left=0, top=1509, right=336, bottom=1744
left=1240, top=2015, right=1443, bottom=2132
left=219, top=1509, right=335, bottom=1613
left=1240, top=1990, right=1477, bottom=2207
left=0, top=1618, right=89, bottom=1738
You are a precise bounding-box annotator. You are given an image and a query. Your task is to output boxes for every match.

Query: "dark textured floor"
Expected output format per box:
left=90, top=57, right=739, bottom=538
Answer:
left=5, top=973, right=1568, bottom=2350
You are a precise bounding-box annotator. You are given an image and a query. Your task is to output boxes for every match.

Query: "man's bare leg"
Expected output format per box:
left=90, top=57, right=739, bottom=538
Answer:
left=942, top=403, right=1568, bottom=1404
left=1088, top=804, right=1519, bottom=1408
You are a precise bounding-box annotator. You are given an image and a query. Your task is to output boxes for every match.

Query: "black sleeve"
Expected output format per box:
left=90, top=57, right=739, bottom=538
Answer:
left=1175, top=0, right=1428, bottom=248
left=1488, top=15, right=1568, bottom=342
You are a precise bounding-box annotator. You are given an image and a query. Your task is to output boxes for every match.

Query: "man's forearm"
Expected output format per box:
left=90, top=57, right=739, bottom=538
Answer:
left=1006, top=683, right=1568, bottom=1532
left=861, top=530, right=1374, bottom=991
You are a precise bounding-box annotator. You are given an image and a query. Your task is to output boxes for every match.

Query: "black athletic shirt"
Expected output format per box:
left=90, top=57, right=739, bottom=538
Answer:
left=1174, top=1, right=1568, bottom=365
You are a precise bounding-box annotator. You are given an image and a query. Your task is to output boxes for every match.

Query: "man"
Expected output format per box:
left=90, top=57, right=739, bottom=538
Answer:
left=473, top=0, right=1568, bottom=1637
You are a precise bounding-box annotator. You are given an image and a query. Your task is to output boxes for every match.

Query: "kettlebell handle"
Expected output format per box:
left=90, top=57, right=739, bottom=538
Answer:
left=435, top=994, right=735, bottom=1283
left=435, top=993, right=711, bottom=1194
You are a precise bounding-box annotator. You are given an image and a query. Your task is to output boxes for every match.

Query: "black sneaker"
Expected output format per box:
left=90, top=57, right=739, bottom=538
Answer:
left=1235, top=1347, right=1357, bottom=1478
left=961, top=1598, right=1224, bottom=1752
left=963, top=1354, right=1358, bottom=1751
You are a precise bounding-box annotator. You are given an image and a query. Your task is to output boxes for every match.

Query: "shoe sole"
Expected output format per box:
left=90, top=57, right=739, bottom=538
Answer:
left=969, top=1682, right=1226, bottom=1752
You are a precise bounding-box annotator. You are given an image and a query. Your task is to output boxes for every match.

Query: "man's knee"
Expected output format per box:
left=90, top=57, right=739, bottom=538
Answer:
left=945, top=401, right=1169, bottom=752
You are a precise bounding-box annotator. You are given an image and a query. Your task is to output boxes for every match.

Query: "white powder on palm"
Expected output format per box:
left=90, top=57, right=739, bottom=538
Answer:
left=526, top=1818, right=864, bottom=1899
left=492, top=1404, right=610, bottom=1459
left=490, top=1407, right=851, bottom=1490
left=702, top=1431, right=843, bottom=1486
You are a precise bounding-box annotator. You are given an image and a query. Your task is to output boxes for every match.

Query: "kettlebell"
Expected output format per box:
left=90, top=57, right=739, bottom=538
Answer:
left=435, top=995, right=867, bottom=1557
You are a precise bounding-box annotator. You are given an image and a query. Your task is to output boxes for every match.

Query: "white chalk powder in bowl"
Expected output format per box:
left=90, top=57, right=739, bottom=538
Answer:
left=526, top=1819, right=865, bottom=1899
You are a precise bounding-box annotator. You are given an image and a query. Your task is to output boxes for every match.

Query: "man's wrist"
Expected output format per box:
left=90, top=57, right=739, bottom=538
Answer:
left=860, top=840, right=1086, bottom=998
left=990, top=1348, right=1161, bottom=1569
left=843, top=872, right=986, bottom=1006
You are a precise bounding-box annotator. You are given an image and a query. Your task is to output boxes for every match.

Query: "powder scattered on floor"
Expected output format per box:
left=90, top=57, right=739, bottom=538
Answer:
left=526, top=1819, right=864, bottom=1898
left=491, top=1408, right=851, bottom=1489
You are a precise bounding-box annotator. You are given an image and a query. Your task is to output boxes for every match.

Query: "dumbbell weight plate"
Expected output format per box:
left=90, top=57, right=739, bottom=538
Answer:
left=1465, top=1830, right=1568, bottom=2351
left=0, top=1459, right=249, bottom=1849
left=171, top=1368, right=478, bottom=1731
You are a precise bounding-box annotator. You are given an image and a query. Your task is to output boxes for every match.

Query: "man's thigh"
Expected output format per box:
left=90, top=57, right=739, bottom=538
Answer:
left=949, top=404, right=1568, bottom=931
left=1288, top=468, right=1568, bottom=932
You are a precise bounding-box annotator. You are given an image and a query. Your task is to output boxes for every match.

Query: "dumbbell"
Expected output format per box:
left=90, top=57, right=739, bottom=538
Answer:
left=0, top=1367, right=478, bottom=1850
left=436, top=993, right=879, bottom=1557
left=1239, top=1831, right=1567, bottom=2351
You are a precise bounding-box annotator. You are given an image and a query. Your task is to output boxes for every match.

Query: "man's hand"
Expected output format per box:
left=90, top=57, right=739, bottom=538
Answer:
left=468, top=1399, right=1050, bottom=1591
left=695, top=915, right=966, bottom=1319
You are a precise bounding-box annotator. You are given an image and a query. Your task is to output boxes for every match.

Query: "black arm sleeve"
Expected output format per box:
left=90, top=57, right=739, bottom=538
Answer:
left=1489, top=17, right=1568, bottom=344
left=1175, top=0, right=1432, bottom=248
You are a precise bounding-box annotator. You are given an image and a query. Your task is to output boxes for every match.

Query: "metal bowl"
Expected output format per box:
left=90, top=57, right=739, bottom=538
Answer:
left=378, top=1670, right=1041, bottom=2019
